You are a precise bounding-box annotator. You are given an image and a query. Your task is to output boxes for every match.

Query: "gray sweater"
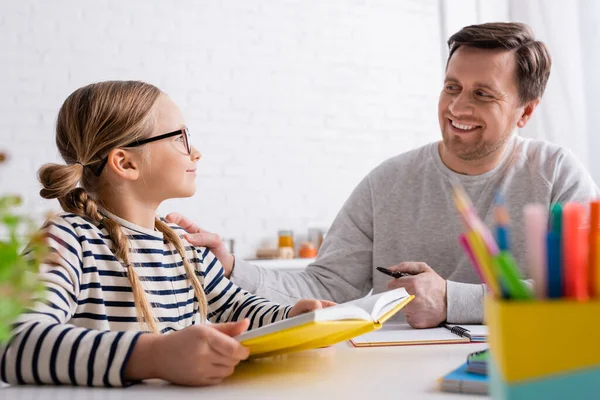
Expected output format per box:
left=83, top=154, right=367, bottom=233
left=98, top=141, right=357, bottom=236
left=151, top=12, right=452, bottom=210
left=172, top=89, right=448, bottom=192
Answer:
left=232, top=135, right=599, bottom=323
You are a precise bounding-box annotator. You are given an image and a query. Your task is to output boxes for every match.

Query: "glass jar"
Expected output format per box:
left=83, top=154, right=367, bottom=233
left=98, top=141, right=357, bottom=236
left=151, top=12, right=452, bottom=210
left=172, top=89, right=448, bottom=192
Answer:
left=278, top=230, right=295, bottom=256
left=298, top=242, right=317, bottom=258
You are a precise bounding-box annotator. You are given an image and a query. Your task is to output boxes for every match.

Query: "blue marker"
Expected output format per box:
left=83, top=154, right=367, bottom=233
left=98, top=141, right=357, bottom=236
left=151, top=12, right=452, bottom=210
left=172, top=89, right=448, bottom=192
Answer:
left=547, top=204, right=563, bottom=298
left=496, top=226, right=509, bottom=252
left=493, top=192, right=510, bottom=251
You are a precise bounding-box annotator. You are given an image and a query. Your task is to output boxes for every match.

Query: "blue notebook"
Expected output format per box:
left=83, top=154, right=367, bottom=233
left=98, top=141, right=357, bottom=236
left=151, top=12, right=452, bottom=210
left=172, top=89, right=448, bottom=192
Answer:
left=440, top=362, right=489, bottom=395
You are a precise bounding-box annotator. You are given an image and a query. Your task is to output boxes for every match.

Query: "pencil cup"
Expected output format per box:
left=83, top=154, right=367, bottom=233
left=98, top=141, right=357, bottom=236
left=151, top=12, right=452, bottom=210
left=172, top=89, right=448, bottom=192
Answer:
left=485, top=297, right=600, bottom=399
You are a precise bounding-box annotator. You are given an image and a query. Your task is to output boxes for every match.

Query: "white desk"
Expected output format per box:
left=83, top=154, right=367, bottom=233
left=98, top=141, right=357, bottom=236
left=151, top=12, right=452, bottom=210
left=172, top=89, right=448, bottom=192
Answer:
left=1, top=341, right=488, bottom=399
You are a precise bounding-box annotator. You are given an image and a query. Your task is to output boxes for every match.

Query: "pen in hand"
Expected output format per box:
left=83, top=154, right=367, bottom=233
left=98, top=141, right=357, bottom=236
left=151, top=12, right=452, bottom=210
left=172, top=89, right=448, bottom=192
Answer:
left=376, top=266, right=410, bottom=279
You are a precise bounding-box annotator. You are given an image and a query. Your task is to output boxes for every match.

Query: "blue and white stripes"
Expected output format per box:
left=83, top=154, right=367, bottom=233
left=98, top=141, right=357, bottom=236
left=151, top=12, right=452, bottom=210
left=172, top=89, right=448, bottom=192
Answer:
left=1, top=211, right=291, bottom=387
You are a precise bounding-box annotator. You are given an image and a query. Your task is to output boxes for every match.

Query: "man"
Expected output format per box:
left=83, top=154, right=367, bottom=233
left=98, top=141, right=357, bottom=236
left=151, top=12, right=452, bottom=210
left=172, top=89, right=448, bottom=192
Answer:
left=169, top=22, right=599, bottom=328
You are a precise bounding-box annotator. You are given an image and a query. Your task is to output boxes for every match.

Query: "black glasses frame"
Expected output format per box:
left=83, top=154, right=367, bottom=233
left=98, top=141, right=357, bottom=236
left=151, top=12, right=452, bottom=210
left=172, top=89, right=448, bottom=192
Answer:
left=94, top=128, right=190, bottom=176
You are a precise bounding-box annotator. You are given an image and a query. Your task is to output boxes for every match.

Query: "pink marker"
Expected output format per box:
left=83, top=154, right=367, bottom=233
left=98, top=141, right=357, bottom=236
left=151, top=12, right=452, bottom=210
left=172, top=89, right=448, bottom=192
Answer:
left=524, top=204, right=548, bottom=299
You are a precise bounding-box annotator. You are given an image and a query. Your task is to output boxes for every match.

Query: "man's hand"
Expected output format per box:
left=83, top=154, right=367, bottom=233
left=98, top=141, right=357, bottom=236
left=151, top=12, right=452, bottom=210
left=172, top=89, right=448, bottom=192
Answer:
left=288, top=299, right=337, bottom=318
left=386, top=262, right=447, bottom=328
left=166, top=213, right=235, bottom=278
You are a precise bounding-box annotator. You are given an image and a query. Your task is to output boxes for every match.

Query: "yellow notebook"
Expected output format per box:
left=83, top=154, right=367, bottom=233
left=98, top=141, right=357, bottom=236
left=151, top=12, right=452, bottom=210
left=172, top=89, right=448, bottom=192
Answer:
left=236, top=288, right=414, bottom=358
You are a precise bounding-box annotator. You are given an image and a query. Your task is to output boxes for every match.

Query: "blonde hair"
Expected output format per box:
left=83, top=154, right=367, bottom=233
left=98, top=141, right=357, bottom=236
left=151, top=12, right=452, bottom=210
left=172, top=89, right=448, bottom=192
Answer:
left=38, top=81, right=207, bottom=332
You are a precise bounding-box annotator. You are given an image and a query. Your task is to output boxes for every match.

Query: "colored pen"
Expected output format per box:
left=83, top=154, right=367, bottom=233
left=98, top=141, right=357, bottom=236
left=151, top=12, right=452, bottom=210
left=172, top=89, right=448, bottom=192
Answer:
left=547, top=204, right=563, bottom=298
left=596, top=234, right=600, bottom=298
left=493, top=192, right=510, bottom=251
left=466, top=231, right=501, bottom=297
left=562, top=203, right=588, bottom=300
left=492, top=251, right=533, bottom=300
left=459, top=233, right=485, bottom=284
left=524, top=204, right=548, bottom=299
left=590, top=201, right=600, bottom=297
left=452, top=183, right=500, bottom=256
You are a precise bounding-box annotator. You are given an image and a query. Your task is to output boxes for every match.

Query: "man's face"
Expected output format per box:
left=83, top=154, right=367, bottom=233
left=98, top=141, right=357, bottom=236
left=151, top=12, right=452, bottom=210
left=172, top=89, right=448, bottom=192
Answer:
left=438, top=46, right=526, bottom=161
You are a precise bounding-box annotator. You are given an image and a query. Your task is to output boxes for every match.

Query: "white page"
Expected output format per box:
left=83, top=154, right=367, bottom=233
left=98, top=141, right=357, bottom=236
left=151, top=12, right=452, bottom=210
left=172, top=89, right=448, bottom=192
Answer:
left=235, top=289, right=410, bottom=343
left=342, top=288, right=409, bottom=318
left=236, top=302, right=370, bottom=342
left=351, top=322, right=468, bottom=345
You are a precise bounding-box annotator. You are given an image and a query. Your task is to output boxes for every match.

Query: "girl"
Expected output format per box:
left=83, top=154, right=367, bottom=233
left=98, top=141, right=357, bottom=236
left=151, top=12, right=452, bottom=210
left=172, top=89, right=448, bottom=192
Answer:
left=0, top=81, right=330, bottom=387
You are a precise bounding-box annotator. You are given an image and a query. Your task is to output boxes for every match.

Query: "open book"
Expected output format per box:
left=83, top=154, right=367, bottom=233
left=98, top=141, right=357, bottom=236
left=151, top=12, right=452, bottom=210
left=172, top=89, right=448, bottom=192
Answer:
left=350, top=322, right=488, bottom=346
left=236, top=288, right=413, bottom=358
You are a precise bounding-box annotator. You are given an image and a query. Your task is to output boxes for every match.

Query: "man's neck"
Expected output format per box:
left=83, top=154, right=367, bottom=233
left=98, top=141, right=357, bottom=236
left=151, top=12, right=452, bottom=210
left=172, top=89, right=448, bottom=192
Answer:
left=438, top=141, right=511, bottom=176
left=98, top=189, right=160, bottom=230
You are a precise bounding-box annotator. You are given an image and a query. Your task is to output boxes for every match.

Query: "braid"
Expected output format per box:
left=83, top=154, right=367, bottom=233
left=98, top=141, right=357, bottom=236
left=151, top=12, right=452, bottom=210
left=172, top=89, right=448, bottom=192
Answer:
left=59, top=188, right=103, bottom=222
left=38, top=81, right=165, bottom=333
left=102, top=217, right=158, bottom=333
left=63, top=188, right=159, bottom=333
left=155, top=219, right=208, bottom=322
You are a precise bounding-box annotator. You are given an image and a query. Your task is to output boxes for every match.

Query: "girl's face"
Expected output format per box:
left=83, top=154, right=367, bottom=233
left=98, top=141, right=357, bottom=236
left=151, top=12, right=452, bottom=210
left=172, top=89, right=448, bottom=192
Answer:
left=136, top=94, right=201, bottom=202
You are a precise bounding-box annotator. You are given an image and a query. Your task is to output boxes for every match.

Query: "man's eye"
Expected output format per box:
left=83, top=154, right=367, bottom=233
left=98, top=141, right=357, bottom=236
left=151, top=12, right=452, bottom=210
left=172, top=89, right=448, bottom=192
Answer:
left=445, top=84, right=460, bottom=91
left=476, top=90, right=492, bottom=98
left=176, top=135, right=185, bottom=142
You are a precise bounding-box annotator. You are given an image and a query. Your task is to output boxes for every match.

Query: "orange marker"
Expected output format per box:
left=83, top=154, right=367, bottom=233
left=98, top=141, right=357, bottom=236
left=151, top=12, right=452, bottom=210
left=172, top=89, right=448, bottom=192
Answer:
left=563, top=203, right=588, bottom=300
left=597, top=234, right=600, bottom=298
left=590, top=201, right=600, bottom=298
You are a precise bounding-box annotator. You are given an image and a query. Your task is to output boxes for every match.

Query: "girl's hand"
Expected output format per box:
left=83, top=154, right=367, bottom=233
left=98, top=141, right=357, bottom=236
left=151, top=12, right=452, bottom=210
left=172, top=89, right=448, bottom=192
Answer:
left=125, top=319, right=251, bottom=386
left=288, top=299, right=337, bottom=318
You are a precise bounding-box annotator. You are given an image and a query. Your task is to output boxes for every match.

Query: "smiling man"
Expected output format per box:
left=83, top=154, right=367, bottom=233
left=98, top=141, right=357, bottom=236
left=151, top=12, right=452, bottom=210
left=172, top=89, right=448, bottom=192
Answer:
left=171, top=22, right=599, bottom=327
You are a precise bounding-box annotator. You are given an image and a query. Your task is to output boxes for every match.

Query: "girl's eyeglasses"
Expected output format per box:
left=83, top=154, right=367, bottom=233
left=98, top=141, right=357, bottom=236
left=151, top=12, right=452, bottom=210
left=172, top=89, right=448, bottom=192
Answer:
left=94, top=128, right=191, bottom=176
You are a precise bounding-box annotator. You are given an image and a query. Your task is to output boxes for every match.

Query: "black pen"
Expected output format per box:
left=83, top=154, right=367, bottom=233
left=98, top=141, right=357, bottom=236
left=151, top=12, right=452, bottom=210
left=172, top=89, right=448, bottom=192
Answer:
left=376, top=266, right=410, bottom=279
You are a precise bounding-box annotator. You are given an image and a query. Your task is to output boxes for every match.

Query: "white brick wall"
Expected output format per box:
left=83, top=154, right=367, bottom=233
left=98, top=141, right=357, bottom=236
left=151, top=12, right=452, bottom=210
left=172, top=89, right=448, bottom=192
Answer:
left=581, top=1, right=600, bottom=185
left=0, top=0, right=443, bottom=257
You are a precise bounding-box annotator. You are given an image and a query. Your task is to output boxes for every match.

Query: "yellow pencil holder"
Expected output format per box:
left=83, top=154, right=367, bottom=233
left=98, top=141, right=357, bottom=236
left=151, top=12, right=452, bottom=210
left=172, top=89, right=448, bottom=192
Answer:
left=485, top=296, right=600, bottom=399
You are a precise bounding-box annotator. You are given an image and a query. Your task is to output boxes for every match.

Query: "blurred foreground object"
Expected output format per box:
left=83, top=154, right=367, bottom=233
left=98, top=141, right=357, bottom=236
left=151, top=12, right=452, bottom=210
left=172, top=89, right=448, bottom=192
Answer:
left=0, top=152, right=46, bottom=342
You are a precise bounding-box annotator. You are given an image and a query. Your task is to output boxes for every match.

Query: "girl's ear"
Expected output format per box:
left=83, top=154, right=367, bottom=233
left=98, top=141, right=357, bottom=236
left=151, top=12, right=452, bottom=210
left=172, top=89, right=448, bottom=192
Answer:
left=105, top=149, right=141, bottom=181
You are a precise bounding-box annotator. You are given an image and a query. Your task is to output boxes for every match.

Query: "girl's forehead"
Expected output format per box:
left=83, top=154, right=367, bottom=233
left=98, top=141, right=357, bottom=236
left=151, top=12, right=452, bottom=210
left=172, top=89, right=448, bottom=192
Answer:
left=155, top=94, right=186, bottom=133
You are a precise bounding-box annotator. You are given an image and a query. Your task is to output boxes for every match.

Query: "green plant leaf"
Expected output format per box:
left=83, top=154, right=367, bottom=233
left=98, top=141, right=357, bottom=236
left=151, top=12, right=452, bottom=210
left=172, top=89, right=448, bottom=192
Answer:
left=0, top=187, right=47, bottom=344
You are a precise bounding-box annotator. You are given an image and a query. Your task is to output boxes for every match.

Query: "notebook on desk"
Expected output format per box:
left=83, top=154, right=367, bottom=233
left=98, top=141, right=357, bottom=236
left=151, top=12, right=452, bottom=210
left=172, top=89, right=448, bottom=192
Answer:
left=439, top=362, right=489, bottom=395
left=350, top=322, right=488, bottom=346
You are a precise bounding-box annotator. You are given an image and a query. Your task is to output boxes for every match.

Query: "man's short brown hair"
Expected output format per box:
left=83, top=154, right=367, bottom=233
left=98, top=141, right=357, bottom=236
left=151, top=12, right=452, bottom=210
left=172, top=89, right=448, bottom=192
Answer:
left=447, top=22, right=551, bottom=105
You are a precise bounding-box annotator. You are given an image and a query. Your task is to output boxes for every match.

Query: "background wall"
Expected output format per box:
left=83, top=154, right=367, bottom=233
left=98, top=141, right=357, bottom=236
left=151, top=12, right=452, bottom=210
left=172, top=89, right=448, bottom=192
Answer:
left=1, top=0, right=597, bottom=257
left=510, top=0, right=591, bottom=173
left=441, top=0, right=600, bottom=187
left=581, top=0, right=600, bottom=185
left=0, top=0, right=443, bottom=257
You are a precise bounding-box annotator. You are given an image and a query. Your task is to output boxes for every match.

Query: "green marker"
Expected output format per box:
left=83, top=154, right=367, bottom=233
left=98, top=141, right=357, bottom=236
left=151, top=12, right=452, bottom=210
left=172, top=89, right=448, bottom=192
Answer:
left=493, top=251, right=533, bottom=300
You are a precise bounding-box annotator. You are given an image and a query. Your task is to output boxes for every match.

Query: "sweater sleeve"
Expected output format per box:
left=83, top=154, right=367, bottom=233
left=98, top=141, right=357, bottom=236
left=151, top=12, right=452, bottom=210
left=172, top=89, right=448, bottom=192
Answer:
left=551, top=147, right=600, bottom=203
left=447, top=279, right=533, bottom=324
left=0, top=217, right=142, bottom=387
left=446, top=281, right=487, bottom=324
left=231, top=174, right=376, bottom=304
left=195, top=247, right=292, bottom=329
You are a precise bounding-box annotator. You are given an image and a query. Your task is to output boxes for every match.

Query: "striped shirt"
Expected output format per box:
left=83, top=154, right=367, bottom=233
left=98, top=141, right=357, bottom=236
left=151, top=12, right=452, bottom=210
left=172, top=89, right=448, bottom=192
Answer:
left=0, top=210, right=291, bottom=387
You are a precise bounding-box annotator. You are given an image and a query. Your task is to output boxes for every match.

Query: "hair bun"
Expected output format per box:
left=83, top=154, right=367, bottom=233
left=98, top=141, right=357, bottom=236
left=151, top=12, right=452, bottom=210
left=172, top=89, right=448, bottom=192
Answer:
left=38, top=163, right=83, bottom=200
